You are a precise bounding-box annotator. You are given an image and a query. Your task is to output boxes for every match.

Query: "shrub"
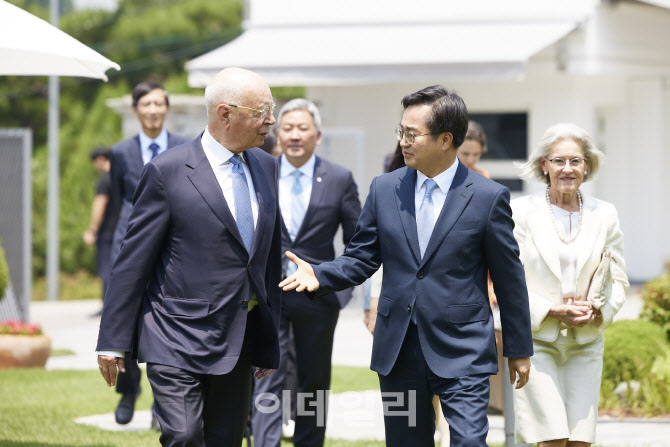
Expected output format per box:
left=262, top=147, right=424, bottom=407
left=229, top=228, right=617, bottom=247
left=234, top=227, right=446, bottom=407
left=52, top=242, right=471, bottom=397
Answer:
left=602, top=319, right=668, bottom=384
left=0, top=243, right=8, bottom=301
left=600, top=320, right=670, bottom=415
left=641, top=271, right=670, bottom=340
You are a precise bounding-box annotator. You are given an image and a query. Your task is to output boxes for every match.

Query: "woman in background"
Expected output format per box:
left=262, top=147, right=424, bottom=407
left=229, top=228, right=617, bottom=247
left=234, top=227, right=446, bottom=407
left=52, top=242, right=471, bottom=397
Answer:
left=512, top=123, right=629, bottom=446
left=457, top=120, right=490, bottom=178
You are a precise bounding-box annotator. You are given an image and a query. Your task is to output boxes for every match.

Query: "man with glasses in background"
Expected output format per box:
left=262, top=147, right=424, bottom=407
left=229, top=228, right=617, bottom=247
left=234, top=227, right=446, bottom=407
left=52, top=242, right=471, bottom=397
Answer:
left=97, top=68, right=283, bottom=446
left=280, top=85, right=533, bottom=447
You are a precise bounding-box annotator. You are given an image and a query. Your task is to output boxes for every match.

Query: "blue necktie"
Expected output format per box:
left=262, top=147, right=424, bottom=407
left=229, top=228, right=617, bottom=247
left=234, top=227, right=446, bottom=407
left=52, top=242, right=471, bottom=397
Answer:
left=229, top=155, right=254, bottom=253
left=286, top=170, right=306, bottom=276
left=149, top=142, right=160, bottom=160
left=290, top=170, right=306, bottom=240
left=417, top=178, right=438, bottom=259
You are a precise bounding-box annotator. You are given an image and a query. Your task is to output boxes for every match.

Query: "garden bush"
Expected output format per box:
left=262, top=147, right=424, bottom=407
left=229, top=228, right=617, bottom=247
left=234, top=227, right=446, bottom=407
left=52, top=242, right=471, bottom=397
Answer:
left=641, top=270, right=670, bottom=340
left=602, top=319, right=668, bottom=384
left=600, top=319, right=670, bottom=415
left=0, top=243, right=8, bottom=299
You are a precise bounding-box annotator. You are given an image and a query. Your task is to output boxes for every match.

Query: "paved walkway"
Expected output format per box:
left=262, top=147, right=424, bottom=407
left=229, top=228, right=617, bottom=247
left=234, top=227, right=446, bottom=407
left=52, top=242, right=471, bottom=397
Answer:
left=30, top=290, right=670, bottom=446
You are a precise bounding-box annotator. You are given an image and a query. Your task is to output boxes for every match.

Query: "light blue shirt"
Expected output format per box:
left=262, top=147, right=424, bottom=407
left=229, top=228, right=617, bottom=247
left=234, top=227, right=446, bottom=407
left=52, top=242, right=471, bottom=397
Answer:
left=139, top=128, right=168, bottom=165
left=200, top=128, right=259, bottom=228
left=279, top=153, right=315, bottom=237
left=415, top=158, right=460, bottom=225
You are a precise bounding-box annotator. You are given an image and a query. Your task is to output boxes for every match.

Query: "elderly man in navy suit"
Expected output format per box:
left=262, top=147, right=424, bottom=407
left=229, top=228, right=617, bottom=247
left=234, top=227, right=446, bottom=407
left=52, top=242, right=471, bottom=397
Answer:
left=106, top=81, right=189, bottom=426
left=281, top=86, right=533, bottom=447
left=251, top=99, right=361, bottom=447
left=97, top=67, right=283, bottom=446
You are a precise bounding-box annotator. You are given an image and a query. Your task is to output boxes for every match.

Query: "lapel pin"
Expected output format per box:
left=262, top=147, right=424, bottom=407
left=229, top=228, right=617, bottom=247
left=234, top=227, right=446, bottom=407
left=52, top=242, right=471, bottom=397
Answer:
left=317, top=177, right=322, bottom=183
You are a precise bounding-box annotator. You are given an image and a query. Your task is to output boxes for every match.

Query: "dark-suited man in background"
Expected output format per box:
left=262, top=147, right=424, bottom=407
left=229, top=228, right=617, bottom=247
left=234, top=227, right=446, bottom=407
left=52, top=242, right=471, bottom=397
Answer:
left=281, top=86, right=533, bottom=447
left=106, top=81, right=189, bottom=426
left=251, top=99, right=361, bottom=447
left=97, top=67, right=283, bottom=446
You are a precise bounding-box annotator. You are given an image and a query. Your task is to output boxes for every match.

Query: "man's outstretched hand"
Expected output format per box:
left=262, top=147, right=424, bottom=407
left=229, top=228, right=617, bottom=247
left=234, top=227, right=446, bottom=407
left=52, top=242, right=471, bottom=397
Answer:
left=278, top=251, right=320, bottom=292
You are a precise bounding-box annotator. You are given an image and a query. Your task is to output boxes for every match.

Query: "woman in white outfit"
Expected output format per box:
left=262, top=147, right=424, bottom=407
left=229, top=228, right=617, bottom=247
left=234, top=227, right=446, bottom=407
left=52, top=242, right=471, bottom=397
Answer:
left=511, top=123, right=629, bottom=447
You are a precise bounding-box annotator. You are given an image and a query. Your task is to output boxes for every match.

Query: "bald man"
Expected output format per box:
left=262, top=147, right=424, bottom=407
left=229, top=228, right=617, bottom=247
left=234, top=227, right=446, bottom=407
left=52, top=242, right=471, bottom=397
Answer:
left=96, top=68, right=283, bottom=446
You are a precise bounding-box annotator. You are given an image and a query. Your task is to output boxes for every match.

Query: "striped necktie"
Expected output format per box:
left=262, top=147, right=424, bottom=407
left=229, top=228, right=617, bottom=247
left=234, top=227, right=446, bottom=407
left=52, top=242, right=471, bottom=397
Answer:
left=229, top=155, right=254, bottom=253
left=417, top=178, right=438, bottom=259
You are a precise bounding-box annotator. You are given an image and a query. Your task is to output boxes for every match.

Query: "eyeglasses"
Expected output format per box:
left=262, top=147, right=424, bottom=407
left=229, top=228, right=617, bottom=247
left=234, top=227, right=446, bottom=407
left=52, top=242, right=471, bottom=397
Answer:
left=395, top=127, right=431, bottom=144
left=545, top=157, right=587, bottom=168
left=227, top=102, right=276, bottom=119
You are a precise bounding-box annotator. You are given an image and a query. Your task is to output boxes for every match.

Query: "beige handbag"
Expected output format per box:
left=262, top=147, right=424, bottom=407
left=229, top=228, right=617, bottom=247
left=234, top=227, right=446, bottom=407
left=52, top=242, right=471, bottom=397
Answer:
left=587, top=248, right=614, bottom=309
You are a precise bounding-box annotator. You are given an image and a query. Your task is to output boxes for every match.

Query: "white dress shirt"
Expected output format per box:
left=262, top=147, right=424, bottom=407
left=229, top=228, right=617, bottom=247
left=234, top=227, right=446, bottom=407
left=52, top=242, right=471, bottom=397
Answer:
left=139, top=128, right=168, bottom=165
left=201, top=128, right=259, bottom=228
left=278, top=153, right=315, bottom=237
left=415, top=158, right=460, bottom=226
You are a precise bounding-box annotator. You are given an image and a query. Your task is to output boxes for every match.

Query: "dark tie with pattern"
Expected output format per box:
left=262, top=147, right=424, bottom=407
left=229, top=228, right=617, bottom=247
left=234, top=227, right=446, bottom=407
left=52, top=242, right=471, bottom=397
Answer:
left=149, top=142, right=160, bottom=160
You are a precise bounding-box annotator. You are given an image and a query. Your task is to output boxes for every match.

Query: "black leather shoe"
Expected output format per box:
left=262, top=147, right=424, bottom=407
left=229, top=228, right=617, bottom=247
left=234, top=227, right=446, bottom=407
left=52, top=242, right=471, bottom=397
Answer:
left=115, top=392, right=139, bottom=425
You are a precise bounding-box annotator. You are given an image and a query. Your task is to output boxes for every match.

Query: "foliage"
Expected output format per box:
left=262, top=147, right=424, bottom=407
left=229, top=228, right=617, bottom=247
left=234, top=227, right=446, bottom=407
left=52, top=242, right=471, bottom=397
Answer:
left=31, top=270, right=102, bottom=301
left=601, top=319, right=668, bottom=384
left=0, top=243, right=8, bottom=300
left=0, top=320, right=43, bottom=335
left=1, top=0, right=244, bottom=277
left=600, top=319, right=670, bottom=415
left=641, top=270, right=670, bottom=340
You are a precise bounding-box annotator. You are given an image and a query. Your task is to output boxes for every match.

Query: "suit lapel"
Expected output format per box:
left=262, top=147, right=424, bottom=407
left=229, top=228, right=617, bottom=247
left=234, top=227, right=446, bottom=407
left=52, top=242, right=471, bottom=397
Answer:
left=129, top=135, right=144, bottom=174
left=420, top=163, right=473, bottom=265
left=394, top=168, right=421, bottom=263
left=575, top=195, right=602, bottom=276
left=298, top=156, right=327, bottom=240
left=185, top=140, right=247, bottom=252
left=245, top=149, right=271, bottom=258
left=527, top=194, right=562, bottom=280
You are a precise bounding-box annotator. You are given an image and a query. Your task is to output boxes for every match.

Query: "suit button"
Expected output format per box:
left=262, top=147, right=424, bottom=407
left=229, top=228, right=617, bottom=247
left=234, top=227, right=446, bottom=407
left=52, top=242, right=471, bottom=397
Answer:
left=417, top=271, right=424, bottom=279
left=241, top=300, right=248, bottom=307
left=407, top=304, right=412, bottom=312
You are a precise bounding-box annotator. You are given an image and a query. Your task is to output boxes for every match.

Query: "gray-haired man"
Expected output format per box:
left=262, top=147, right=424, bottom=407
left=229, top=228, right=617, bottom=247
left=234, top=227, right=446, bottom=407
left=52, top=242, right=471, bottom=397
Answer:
left=251, top=99, right=361, bottom=447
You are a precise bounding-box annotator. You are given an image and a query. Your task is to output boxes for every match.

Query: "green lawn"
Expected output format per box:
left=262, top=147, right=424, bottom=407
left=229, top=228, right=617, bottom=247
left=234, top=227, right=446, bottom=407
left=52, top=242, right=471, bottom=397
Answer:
left=0, top=366, right=501, bottom=446
left=0, top=366, right=438, bottom=446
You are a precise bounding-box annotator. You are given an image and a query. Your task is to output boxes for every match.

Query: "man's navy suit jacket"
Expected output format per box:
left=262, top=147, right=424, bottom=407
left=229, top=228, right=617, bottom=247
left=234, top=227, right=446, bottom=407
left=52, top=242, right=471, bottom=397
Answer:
left=109, top=132, right=189, bottom=264
left=281, top=155, right=361, bottom=308
left=97, top=137, right=283, bottom=374
left=312, top=163, right=534, bottom=378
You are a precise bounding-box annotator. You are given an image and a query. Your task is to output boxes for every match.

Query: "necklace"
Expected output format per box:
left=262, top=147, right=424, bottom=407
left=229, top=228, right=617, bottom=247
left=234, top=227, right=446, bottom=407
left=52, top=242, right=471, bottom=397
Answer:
left=546, top=187, right=583, bottom=244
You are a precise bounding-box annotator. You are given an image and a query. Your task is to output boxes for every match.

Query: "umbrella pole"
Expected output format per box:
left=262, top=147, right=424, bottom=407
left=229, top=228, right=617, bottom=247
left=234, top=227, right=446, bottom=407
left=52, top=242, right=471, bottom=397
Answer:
left=46, top=0, right=60, bottom=302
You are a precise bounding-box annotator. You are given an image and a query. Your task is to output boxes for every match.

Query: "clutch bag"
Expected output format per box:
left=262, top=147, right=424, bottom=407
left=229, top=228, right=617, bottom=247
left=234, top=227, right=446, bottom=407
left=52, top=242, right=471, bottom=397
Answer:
left=586, top=248, right=613, bottom=309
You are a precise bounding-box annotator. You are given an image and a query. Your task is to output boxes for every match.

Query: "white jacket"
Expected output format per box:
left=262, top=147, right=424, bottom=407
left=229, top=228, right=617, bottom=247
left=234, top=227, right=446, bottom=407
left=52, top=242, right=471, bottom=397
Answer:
left=511, top=192, right=629, bottom=344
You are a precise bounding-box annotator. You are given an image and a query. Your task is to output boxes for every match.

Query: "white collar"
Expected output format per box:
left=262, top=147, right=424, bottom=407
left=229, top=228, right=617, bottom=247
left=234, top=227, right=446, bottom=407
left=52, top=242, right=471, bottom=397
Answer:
left=415, top=157, right=459, bottom=194
left=201, top=127, right=246, bottom=165
left=280, top=154, right=315, bottom=179
left=138, top=128, right=168, bottom=150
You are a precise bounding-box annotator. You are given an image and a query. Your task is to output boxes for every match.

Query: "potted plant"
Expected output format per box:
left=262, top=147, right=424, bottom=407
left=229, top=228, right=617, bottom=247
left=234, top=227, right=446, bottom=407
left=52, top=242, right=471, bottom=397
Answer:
left=0, top=244, right=51, bottom=368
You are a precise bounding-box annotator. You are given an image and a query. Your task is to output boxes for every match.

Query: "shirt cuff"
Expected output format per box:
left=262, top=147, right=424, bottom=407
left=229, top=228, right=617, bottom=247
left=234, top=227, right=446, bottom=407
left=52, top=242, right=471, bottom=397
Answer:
left=97, top=350, right=125, bottom=358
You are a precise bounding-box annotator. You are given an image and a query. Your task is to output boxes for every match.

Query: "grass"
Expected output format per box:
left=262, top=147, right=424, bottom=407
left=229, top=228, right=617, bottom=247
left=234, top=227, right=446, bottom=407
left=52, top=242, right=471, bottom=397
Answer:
left=32, top=271, right=102, bottom=301
left=0, top=366, right=442, bottom=446
left=49, top=348, right=76, bottom=357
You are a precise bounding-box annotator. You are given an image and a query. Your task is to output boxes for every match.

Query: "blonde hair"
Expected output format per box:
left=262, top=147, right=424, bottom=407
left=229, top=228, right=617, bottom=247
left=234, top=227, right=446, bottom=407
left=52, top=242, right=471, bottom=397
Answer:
left=517, top=123, right=604, bottom=185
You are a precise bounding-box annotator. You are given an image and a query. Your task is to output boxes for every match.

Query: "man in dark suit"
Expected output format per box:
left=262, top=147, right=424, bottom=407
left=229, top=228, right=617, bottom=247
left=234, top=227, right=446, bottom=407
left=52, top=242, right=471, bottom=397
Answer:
left=251, top=99, right=361, bottom=447
left=97, top=67, right=282, bottom=446
left=106, top=81, right=189, bottom=426
left=281, top=86, right=533, bottom=447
